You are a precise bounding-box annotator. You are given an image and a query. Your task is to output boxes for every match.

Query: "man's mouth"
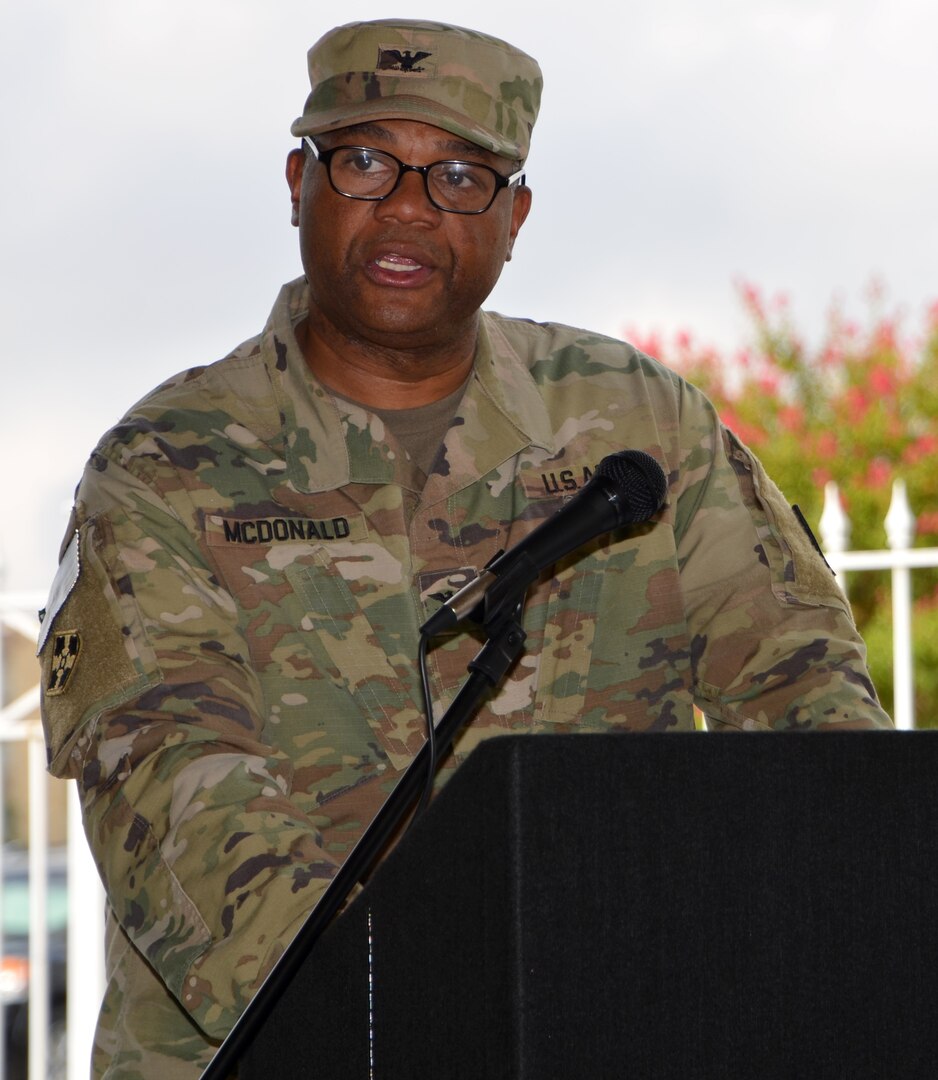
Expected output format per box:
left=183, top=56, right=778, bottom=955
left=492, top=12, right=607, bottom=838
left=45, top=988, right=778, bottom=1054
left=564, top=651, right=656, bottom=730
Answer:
left=374, top=254, right=425, bottom=273
left=365, top=249, right=437, bottom=288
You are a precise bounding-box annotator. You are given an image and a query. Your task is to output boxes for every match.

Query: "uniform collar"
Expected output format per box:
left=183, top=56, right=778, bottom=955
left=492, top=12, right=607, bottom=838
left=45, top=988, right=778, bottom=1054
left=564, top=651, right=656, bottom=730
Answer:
left=262, top=279, right=557, bottom=496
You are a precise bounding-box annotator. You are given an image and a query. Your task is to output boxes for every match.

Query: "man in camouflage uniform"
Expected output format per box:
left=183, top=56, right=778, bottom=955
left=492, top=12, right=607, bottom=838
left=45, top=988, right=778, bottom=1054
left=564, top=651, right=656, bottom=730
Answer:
left=38, top=18, right=891, bottom=1079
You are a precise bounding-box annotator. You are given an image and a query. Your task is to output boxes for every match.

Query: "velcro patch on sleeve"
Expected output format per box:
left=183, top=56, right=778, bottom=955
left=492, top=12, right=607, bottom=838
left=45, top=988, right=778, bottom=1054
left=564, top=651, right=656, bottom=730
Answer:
left=725, top=431, right=850, bottom=613
left=38, top=520, right=161, bottom=778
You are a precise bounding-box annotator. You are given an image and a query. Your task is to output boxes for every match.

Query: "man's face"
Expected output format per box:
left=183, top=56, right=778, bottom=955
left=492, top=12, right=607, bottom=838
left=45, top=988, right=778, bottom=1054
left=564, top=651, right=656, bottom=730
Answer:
left=286, top=119, right=531, bottom=357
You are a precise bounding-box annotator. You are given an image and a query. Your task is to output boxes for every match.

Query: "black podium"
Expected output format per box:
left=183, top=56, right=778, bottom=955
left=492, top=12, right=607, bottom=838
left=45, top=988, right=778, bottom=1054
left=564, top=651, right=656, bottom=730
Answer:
left=238, top=732, right=938, bottom=1078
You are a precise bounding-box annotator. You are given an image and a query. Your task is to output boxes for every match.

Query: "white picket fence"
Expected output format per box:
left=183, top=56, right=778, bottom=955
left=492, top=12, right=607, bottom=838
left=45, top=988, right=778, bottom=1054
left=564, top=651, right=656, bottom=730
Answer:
left=819, top=480, right=938, bottom=731
left=0, top=478, right=936, bottom=1075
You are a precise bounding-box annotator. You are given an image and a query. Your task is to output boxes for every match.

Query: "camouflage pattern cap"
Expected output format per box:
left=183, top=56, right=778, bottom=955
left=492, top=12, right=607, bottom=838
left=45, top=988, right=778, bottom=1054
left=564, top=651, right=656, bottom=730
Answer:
left=290, top=19, right=543, bottom=161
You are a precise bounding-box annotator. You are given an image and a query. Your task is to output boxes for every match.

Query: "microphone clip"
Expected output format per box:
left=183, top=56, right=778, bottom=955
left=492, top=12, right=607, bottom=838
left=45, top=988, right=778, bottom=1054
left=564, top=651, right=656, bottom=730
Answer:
left=420, top=548, right=534, bottom=639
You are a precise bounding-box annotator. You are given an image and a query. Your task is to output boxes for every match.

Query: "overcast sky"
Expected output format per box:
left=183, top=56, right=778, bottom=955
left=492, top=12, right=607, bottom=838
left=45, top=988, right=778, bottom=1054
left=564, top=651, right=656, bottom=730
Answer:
left=1, top=0, right=936, bottom=593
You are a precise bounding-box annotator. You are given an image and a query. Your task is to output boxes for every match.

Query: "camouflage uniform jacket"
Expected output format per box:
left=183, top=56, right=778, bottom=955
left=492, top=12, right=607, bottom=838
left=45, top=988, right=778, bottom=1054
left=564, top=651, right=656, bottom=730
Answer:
left=38, top=277, right=891, bottom=1077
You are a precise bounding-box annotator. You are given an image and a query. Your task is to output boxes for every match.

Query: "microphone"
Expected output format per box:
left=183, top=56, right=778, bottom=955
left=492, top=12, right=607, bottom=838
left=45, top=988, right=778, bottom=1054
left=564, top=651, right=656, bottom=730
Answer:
left=420, top=450, right=668, bottom=637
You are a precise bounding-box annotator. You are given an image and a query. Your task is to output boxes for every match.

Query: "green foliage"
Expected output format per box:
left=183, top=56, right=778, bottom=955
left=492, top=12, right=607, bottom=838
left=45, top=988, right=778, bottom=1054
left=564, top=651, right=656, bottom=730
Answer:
left=635, top=284, right=938, bottom=726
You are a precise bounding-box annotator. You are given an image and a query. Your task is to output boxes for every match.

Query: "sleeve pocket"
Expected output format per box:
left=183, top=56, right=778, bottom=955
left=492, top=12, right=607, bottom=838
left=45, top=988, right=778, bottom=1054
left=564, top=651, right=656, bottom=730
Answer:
left=39, top=518, right=161, bottom=778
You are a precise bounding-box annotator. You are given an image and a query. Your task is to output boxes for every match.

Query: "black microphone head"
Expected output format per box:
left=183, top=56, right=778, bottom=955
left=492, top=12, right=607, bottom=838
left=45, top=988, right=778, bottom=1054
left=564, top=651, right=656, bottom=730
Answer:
left=594, top=450, right=668, bottom=524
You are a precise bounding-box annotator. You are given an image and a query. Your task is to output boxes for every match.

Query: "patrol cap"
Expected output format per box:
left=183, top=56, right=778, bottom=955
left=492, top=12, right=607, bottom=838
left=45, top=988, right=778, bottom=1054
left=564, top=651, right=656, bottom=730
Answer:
left=291, top=19, right=542, bottom=161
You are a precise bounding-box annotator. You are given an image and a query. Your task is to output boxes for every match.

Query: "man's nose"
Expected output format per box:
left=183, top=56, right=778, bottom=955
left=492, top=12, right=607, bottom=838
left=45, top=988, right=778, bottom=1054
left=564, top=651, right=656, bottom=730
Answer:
left=374, top=168, right=440, bottom=224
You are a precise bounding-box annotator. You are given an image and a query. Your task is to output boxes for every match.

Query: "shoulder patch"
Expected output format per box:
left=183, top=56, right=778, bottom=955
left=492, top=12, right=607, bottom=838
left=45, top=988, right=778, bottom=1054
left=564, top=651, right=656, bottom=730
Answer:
left=46, top=631, right=82, bottom=695
left=39, top=519, right=161, bottom=778
left=725, top=430, right=848, bottom=612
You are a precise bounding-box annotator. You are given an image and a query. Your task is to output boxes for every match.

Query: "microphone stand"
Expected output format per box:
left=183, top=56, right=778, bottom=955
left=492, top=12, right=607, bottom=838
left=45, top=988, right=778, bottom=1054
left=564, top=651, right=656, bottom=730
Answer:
left=201, top=598, right=528, bottom=1080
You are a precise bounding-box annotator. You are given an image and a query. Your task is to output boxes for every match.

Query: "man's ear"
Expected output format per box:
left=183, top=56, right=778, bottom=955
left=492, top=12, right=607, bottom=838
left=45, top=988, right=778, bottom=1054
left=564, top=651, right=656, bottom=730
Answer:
left=286, top=148, right=305, bottom=227
left=506, top=184, right=532, bottom=261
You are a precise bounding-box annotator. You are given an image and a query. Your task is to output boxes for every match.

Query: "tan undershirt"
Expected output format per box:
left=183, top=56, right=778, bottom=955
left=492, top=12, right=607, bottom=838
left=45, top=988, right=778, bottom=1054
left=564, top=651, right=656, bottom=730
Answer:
left=331, top=380, right=469, bottom=481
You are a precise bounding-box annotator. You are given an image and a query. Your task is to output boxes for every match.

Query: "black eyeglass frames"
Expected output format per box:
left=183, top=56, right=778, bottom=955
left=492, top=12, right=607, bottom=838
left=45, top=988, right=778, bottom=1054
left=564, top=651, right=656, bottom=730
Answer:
left=303, top=137, right=525, bottom=215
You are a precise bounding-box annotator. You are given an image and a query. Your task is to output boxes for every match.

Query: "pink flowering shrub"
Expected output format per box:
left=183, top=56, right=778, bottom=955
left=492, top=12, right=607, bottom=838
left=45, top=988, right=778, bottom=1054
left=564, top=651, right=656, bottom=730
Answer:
left=630, top=284, right=938, bottom=726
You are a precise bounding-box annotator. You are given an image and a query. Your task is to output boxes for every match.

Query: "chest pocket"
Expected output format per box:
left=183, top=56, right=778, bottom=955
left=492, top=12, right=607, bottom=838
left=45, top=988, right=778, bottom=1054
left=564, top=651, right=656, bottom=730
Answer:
left=285, top=554, right=425, bottom=772
left=528, top=521, right=692, bottom=733
left=530, top=559, right=605, bottom=727
left=204, top=510, right=425, bottom=774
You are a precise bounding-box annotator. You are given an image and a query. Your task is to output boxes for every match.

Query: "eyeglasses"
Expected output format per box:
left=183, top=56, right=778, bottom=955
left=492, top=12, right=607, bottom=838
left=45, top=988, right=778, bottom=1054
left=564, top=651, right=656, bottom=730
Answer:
left=304, top=137, right=525, bottom=215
